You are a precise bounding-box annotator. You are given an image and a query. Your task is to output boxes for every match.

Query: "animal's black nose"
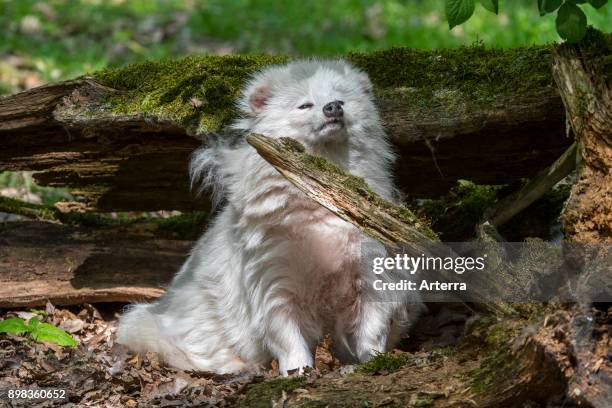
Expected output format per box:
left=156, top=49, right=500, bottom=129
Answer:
left=323, top=100, right=344, bottom=118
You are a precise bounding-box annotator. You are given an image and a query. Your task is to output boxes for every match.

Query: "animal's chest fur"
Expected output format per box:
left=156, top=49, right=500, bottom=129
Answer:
left=245, top=184, right=363, bottom=315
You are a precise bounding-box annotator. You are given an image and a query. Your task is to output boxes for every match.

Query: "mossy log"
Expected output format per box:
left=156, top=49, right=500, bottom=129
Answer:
left=552, top=30, right=612, bottom=243
left=0, top=45, right=578, bottom=211
left=0, top=219, right=191, bottom=308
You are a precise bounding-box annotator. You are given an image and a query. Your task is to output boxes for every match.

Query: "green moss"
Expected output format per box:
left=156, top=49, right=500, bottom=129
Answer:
left=294, top=146, right=438, bottom=241
left=89, top=41, right=569, bottom=137
left=410, top=392, right=444, bottom=407
left=0, top=196, right=142, bottom=228
left=463, top=316, right=522, bottom=395
left=432, top=346, right=456, bottom=357
left=419, top=178, right=571, bottom=241
left=348, top=43, right=554, bottom=116
left=469, top=341, right=518, bottom=395
left=94, top=55, right=287, bottom=135
left=356, top=352, right=410, bottom=374
left=300, top=152, right=352, bottom=182
left=0, top=196, right=63, bottom=222
left=290, top=401, right=331, bottom=408
left=155, top=211, right=208, bottom=240
left=462, top=314, right=497, bottom=346
left=348, top=45, right=553, bottom=91
left=419, top=180, right=504, bottom=241
left=0, top=196, right=139, bottom=228
left=279, top=137, right=306, bottom=153
left=88, top=32, right=610, bottom=136
left=239, top=376, right=307, bottom=408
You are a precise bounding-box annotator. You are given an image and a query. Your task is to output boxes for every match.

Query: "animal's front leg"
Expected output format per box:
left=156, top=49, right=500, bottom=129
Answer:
left=264, top=305, right=314, bottom=375
left=352, top=301, right=393, bottom=362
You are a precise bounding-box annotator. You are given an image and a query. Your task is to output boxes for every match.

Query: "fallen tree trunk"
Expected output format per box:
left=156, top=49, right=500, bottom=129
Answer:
left=0, top=220, right=191, bottom=308
left=246, top=135, right=439, bottom=247
left=247, top=130, right=572, bottom=248
left=0, top=46, right=576, bottom=211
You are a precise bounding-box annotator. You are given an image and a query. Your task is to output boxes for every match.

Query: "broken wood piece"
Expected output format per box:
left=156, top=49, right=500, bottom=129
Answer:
left=485, top=142, right=577, bottom=228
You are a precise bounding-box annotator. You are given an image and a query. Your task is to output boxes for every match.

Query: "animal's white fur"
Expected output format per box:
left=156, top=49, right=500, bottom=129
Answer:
left=116, top=60, right=423, bottom=375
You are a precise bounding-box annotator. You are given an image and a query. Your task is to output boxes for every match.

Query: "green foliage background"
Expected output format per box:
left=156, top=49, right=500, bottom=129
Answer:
left=1, top=0, right=610, bottom=95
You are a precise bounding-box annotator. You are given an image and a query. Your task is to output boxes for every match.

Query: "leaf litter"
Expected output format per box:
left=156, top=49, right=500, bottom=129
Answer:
left=0, top=301, right=488, bottom=407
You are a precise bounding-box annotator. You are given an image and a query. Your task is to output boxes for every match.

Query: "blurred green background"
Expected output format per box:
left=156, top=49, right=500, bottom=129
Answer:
left=1, top=0, right=611, bottom=96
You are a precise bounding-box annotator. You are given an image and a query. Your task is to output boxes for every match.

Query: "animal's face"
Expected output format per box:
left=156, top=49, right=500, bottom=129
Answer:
left=240, top=61, right=378, bottom=146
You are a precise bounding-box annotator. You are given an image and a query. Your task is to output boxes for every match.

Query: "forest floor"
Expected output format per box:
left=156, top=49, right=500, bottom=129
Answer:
left=0, top=302, right=493, bottom=408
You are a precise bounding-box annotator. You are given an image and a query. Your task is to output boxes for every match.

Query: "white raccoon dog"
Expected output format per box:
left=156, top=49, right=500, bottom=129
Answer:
left=116, top=59, right=423, bottom=375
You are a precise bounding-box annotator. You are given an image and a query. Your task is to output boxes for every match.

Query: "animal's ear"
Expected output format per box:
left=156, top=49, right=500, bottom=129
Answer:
left=356, top=72, right=374, bottom=94
left=247, top=84, right=272, bottom=115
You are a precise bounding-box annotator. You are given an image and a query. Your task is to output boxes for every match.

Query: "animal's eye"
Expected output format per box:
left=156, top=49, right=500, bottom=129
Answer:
left=298, top=102, right=313, bottom=109
left=337, top=100, right=345, bottom=105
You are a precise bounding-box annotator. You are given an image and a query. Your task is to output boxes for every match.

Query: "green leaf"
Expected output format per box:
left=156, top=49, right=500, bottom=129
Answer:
left=31, top=323, right=77, bottom=347
left=556, top=2, right=587, bottom=43
left=28, top=316, right=40, bottom=329
left=538, top=0, right=563, bottom=15
left=478, top=0, right=499, bottom=13
left=446, top=0, right=476, bottom=29
left=588, top=0, right=608, bottom=8
left=567, top=0, right=587, bottom=4
left=0, top=317, right=30, bottom=335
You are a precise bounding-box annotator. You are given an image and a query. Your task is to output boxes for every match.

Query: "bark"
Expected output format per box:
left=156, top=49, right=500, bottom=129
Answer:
left=0, top=80, right=206, bottom=211
left=0, top=220, right=189, bottom=307
left=0, top=52, right=574, bottom=211
left=474, top=305, right=611, bottom=408
left=552, top=31, right=612, bottom=243
left=384, top=88, right=571, bottom=197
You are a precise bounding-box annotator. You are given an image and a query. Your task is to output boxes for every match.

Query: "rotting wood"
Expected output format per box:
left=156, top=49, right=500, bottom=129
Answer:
left=552, top=30, right=612, bottom=243
left=0, top=220, right=190, bottom=308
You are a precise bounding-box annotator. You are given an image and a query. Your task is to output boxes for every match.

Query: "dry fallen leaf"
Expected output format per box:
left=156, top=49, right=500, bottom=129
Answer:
left=314, top=334, right=341, bottom=374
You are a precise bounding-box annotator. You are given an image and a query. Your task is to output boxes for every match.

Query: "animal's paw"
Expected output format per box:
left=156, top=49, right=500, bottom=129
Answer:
left=355, top=340, right=386, bottom=363
left=279, top=352, right=313, bottom=376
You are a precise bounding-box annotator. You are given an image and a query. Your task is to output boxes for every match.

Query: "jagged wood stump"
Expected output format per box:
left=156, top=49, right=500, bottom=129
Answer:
left=553, top=30, right=612, bottom=243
